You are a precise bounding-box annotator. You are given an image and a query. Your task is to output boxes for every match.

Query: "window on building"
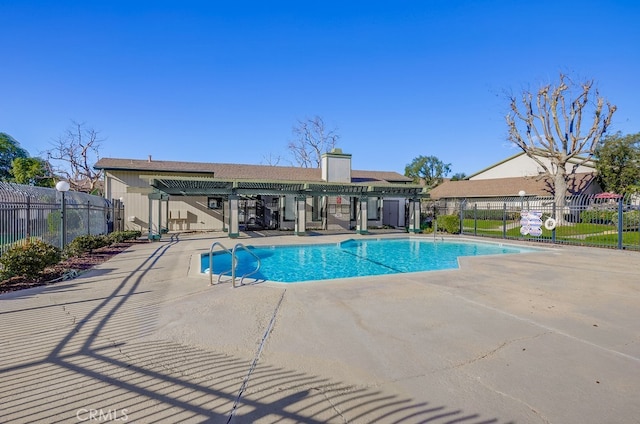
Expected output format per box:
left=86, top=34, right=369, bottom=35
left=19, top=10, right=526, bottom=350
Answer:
left=207, top=197, right=223, bottom=209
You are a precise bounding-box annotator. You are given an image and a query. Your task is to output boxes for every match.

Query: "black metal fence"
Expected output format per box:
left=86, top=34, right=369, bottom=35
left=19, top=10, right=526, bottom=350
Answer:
left=424, top=193, right=640, bottom=251
left=0, top=182, right=125, bottom=256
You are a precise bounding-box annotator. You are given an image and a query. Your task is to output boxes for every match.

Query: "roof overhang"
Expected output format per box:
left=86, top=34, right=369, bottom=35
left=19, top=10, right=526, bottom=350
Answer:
left=149, top=176, right=428, bottom=198
left=149, top=176, right=232, bottom=196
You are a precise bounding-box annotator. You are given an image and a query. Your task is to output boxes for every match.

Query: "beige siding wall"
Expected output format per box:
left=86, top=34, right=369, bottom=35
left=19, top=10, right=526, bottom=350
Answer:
left=105, top=170, right=394, bottom=233
left=105, top=170, right=226, bottom=232
left=471, top=154, right=596, bottom=180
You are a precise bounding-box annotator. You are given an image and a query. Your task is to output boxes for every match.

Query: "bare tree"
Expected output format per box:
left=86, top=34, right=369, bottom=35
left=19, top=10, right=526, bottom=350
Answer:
left=506, top=74, right=616, bottom=221
left=45, top=121, right=105, bottom=194
left=261, top=152, right=282, bottom=166
left=288, top=116, right=339, bottom=168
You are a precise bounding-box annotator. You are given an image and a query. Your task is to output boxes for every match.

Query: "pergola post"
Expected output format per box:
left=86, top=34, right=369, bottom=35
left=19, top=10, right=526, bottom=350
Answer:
left=228, top=194, right=240, bottom=238
left=356, top=196, right=369, bottom=235
left=148, top=196, right=154, bottom=240
left=294, top=195, right=307, bottom=236
left=157, top=196, right=163, bottom=237
left=147, top=192, right=168, bottom=240
left=164, top=197, right=169, bottom=233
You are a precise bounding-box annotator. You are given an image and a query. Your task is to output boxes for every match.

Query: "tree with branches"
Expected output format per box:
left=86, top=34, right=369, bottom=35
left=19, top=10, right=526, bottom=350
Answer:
left=506, top=74, right=616, bottom=221
left=404, top=155, right=451, bottom=188
left=288, top=116, right=339, bottom=168
left=11, top=157, right=55, bottom=187
left=0, top=133, right=29, bottom=181
left=595, top=131, right=640, bottom=194
left=45, top=121, right=105, bottom=194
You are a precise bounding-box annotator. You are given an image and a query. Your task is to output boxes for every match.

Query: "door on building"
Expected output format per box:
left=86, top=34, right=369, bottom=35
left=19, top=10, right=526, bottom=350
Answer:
left=383, top=200, right=399, bottom=227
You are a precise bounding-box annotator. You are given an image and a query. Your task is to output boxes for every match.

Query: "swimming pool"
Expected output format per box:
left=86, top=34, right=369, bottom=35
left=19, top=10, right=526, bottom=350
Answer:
left=201, top=238, right=534, bottom=283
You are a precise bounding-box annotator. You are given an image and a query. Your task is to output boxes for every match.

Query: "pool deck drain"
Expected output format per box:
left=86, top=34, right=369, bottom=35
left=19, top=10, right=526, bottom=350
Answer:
left=1, top=230, right=639, bottom=424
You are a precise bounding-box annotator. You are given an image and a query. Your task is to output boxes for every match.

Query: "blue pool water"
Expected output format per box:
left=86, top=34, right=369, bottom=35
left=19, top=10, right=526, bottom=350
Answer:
left=201, top=238, right=533, bottom=283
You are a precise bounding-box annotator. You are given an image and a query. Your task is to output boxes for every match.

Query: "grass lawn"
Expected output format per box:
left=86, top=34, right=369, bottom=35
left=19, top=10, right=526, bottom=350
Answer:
left=461, top=219, right=639, bottom=249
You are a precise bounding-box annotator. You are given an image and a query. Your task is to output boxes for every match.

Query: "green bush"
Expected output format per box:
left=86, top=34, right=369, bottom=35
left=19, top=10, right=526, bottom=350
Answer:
left=65, top=234, right=111, bottom=257
left=108, top=230, right=141, bottom=243
left=613, top=210, right=640, bottom=229
left=436, top=214, right=461, bottom=234
left=0, top=240, right=61, bottom=280
left=580, top=209, right=617, bottom=224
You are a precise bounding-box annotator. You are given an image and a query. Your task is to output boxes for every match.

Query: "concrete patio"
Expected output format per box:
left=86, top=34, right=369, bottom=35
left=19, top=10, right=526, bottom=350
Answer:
left=1, top=231, right=639, bottom=423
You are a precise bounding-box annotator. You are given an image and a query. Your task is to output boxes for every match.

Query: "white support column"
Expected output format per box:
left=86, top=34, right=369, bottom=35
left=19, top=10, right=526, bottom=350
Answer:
left=148, top=196, right=153, bottom=240
left=295, top=195, right=307, bottom=236
left=356, top=196, right=369, bottom=235
left=228, top=194, right=240, bottom=238
left=157, top=197, right=163, bottom=237
left=408, top=199, right=421, bottom=233
left=164, top=197, right=169, bottom=233
left=148, top=193, right=168, bottom=240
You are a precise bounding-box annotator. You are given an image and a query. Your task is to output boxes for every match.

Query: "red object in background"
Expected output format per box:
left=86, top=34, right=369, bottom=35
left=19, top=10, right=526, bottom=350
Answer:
left=594, top=192, right=622, bottom=199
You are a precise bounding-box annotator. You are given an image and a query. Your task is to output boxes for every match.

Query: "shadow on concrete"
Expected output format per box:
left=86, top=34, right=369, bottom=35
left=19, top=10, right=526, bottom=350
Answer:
left=0, top=233, right=510, bottom=423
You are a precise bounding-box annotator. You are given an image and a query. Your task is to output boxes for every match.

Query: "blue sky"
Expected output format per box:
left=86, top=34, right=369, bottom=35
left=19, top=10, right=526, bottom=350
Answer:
left=2, top=0, right=639, bottom=176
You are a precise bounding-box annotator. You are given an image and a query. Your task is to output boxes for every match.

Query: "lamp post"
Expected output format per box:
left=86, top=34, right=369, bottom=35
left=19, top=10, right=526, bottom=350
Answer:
left=56, top=181, right=70, bottom=250
left=518, top=190, right=526, bottom=212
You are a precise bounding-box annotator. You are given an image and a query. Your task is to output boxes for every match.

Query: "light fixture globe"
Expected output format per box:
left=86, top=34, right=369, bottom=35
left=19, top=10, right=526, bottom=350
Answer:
left=518, top=190, right=526, bottom=197
left=56, top=181, right=70, bottom=192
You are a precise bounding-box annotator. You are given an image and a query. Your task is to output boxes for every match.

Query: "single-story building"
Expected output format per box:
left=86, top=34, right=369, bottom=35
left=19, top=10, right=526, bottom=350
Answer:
left=94, top=149, right=427, bottom=238
left=427, top=151, right=603, bottom=220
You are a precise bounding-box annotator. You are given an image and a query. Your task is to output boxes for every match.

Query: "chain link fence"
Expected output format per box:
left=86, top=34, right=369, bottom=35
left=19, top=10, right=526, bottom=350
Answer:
left=424, top=193, right=640, bottom=251
left=0, top=182, right=125, bottom=256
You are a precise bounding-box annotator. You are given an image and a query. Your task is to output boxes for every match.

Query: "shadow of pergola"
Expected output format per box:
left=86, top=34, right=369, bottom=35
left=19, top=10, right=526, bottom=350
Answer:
left=0, top=234, right=509, bottom=423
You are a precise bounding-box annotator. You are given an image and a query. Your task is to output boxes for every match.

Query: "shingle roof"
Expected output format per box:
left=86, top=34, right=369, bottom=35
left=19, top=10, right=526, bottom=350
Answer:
left=94, top=157, right=413, bottom=184
left=428, top=173, right=597, bottom=199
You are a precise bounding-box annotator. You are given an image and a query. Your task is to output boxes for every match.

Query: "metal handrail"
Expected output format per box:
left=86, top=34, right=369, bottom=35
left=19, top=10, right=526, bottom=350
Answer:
left=231, top=243, right=262, bottom=288
left=208, top=242, right=233, bottom=286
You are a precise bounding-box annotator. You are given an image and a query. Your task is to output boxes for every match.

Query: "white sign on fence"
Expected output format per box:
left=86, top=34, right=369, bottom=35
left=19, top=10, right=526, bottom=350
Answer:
left=520, top=210, right=543, bottom=237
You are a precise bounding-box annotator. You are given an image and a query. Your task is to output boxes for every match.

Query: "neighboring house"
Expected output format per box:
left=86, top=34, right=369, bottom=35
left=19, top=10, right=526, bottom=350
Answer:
left=465, top=150, right=597, bottom=181
left=428, top=151, right=603, bottom=219
left=94, top=149, right=426, bottom=238
left=430, top=151, right=601, bottom=200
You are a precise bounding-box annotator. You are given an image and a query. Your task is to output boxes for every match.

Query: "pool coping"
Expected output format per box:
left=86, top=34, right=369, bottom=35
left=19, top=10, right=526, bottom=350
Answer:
left=189, top=234, right=556, bottom=285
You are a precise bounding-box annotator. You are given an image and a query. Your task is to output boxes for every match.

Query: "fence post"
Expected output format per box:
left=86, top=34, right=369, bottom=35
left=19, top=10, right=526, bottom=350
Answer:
left=474, top=203, right=477, bottom=236
left=459, top=200, right=465, bottom=234
left=617, top=197, right=623, bottom=250
left=109, top=199, right=115, bottom=234
left=552, top=202, right=557, bottom=244
left=87, top=201, right=91, bottom=235
left=26, top=196, right=31, bottom=241
left=502, top=202, right=507, bottom=239
left=119, top=201, right=125, bottom=231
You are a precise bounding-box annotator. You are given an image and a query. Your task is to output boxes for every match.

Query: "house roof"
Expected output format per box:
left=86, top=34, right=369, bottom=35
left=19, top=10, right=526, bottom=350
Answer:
left=428, top=173, right=597, bottom=199
left=467, top=150, right=597, bottom=179
left=94, top=157, right=413, bottom=185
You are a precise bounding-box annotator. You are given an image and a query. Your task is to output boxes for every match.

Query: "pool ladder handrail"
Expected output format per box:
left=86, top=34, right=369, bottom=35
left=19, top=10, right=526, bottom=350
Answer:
left=208, top=241, right=261, bottom=287
left=231, top=243, right=261, bottom=288
left=209, top=242, right=233, bottom=286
